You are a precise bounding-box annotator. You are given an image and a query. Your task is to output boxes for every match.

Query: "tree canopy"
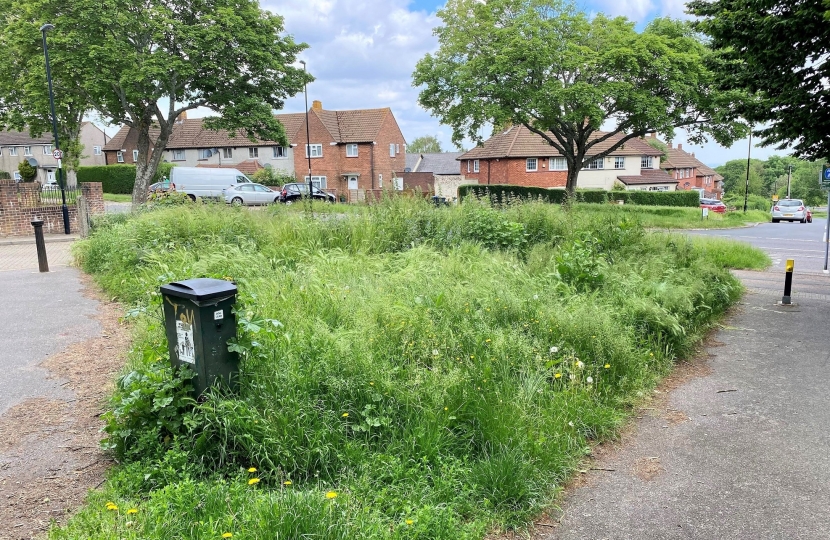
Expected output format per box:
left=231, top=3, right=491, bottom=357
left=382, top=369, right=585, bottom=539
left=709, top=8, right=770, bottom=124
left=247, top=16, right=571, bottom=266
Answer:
left=688, top=0, right=830, bottom=161
left=408, top=135, right=443, bottom=154
left=717, top=156, right=825, bottom=206
left=413, top=0, right=746, bottom=194
left=0, top=0, right=311, bottom=203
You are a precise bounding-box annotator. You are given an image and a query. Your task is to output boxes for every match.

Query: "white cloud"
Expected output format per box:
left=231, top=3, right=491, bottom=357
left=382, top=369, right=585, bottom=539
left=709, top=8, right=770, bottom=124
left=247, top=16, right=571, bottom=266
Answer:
left=592, top=0, right=655, bottom=21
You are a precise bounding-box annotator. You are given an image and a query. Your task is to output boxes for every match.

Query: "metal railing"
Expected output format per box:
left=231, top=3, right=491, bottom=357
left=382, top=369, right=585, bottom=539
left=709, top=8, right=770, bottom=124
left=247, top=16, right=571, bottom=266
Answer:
left=39, top=184, right=81, bottom=205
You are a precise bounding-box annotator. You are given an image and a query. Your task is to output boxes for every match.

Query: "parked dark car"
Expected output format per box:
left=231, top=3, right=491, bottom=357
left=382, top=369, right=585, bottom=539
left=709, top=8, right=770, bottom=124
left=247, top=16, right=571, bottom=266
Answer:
left=700, top=198, right=726, bottom=213
left=279, top=183, right=336, bottom=203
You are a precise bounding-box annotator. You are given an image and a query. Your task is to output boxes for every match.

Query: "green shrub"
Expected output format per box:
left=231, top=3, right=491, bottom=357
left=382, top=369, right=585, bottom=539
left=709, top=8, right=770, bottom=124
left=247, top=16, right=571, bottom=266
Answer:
left=77, top=163, right=176, bottom=194
left=252, top=167, right=295, bottom=186
left=0, top=170, right=10, bottom=180
left=18, top=160, right=37, bottom=182
left=459, top=185, right=700, bottom=207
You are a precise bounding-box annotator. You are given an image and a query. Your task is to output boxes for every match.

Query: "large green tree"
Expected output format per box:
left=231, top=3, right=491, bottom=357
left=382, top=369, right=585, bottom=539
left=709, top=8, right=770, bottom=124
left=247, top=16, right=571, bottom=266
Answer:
left=1, top=0, right=311, bottom=204
left=688, top=0, right=830, bottom=161
left=408, top=135, right=443, bottom=154
left=413, top=0, right=746, bottom=195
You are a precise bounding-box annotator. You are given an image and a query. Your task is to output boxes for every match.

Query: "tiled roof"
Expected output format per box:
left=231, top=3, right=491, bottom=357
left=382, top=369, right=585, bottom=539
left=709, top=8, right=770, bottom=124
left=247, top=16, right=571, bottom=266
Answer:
left=166, top=119, right=286, bottom=149
left=102, top=125, right=162, bottom=151
left=196, top=159, right=264, bottom=175
left=405, top=153, right=421, bottom=171
left=661, top=147, right=700, bottom=169
left=458, top=125, right=662, bottom=160
left=410, top=152, right=464, bottom=175
left=617, top=169, right=677, bottom=185
left=312, top=107, right=392, bottom=143
left=0, top=129, right=53, bottom=146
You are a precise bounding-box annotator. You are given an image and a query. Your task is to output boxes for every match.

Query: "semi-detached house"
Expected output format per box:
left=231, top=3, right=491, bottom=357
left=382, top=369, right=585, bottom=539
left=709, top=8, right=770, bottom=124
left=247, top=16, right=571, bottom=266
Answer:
left=103, top=102, right=407, bottom=200
left=458, top=125, right=675, bottom=192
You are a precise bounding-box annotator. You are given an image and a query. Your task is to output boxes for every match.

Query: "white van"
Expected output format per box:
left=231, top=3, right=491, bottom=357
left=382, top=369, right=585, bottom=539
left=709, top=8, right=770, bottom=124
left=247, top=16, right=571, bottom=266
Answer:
left=169, top=167, right=252, bottom=200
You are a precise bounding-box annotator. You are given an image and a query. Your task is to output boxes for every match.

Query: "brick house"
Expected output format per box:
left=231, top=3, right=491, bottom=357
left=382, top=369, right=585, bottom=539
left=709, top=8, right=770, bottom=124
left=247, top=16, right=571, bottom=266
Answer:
left=654, top=136, right=724, bottom=199
left=398, top=152, right=467, bottom=199
left=457, top=125, right=668, bottom=191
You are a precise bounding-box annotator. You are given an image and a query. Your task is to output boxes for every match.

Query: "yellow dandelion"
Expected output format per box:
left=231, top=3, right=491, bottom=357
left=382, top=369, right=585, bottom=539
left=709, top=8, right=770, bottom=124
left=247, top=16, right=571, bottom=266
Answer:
left=222, top=534, right=233, bottom=539
left=369, top=382, right=374, bottom=386
left=649, top=352, right=654, bottom=357
left=126, top=508, right=138, bottom=515
left=248, top=478, right=260, bottom=485
left=105, top=502, right=118, bottom=511
left=406, top=519, right=414, bottom=525
left=248, top=467, right=257, bottom=473
left=470, top=355, right=475, bottom=359
left=604, top=364, right=610, bottom=369
left=485, top=339, right=491, bottom=343
left=341, top=412, right=349, bottom=418
left=326, top=491, right=338, bottom=499
left=554, top=373, right=562, bottom=379
left=444, top=407, right=448, bottom=411
left=283, top=480, right=292, bottom=485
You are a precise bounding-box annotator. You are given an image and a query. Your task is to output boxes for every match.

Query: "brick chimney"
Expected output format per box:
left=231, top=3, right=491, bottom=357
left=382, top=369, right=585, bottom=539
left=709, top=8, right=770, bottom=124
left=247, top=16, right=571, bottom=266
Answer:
left=312, top=100, right=322, bottom=111
left=677, top=143, right=683, bottom=150
left=692, top=152, right=695, bottom=158
left=175, top=111, right=187, bottom=124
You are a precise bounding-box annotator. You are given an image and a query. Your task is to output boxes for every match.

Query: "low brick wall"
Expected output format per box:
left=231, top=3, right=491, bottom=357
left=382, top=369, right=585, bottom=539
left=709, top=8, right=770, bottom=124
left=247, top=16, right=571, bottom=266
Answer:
left=0, top=180, right=104, bottom=237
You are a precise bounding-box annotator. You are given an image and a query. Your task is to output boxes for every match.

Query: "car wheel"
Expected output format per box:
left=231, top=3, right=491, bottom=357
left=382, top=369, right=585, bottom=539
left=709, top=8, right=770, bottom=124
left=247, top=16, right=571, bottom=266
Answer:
left=231, top=197, right=243, bottom=206
left=772, top=218, right=780, bottom=223
left=187, top=194, right=196, bottom=202
left=274, top=197, right=281, bottom=203
left=801, top=218, right=807, bottom=223
left=284, top=199, right=293, bottom=205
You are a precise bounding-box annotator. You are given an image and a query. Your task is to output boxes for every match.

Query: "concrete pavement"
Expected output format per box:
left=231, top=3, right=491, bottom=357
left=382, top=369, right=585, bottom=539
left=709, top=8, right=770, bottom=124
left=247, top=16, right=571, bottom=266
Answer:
left=544, top=272, right=830, bottom=540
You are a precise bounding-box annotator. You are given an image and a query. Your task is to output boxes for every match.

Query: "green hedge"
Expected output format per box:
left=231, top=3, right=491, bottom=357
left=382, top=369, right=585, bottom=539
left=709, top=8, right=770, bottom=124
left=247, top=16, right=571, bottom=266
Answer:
left=0, top=171, right=10, bottom=180
left=458, top=184, right=701, bottom=207
left=77, top=163, right=176, bottom=194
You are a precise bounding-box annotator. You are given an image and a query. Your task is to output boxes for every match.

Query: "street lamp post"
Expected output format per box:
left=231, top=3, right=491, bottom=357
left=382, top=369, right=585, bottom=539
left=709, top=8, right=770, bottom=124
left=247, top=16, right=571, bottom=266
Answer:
left=786, top=164, right=792, bottom=199
left=299, top=60, right=313, bottom=203
left=40, top=23, right=69, bottom=234
left=743, top=131, right=751, bottom=213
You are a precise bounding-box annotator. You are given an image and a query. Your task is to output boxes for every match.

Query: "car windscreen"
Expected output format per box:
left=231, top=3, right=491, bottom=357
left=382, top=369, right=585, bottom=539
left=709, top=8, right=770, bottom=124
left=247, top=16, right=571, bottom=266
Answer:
left=236, top=175, right=251, bottom=183
left=779, top=200, right=803, bottom=207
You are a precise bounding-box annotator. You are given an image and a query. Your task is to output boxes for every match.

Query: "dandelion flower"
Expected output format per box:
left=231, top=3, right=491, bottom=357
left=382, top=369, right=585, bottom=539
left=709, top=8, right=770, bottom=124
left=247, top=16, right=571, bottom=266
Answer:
left=248, top=478, right=260, bottom=485
left=568, top=421, right=574, bottom=427
left=534, top=294, right=539, bottom=300
left=248, top=467, right=257, bottom=473
left=341, top=413, right=349, bottom=418
left=576, top=360, right=584, bottom=369
left=485, top=339, right=491, bottom=343
left=586, top=376, right=593, bottom=384
left=569, top=374, right=576, bottom=380
left=650, top=352, right=654, bottom=357
left=223, top=534, right=234, bottom=538
left=554, top=373, right=562, bottom=379
left=369, top=382, right=374, bottom=386
left=126, top=508, right=138, bottom=515
left=550, top=346, right=558, bottom=354
left=444, top=407, right=448, bottom=411
left=105, top=502, right=118, bottom=511
left=284, top=480, right=292, bottom=485
left=326, top=491, right=338, bottom=499
left=470, top=355, right=475, bottom=359
left=604, top=364, right=610, bottom=369
left=432, top=349, right=439, bottom=356
left=406, top=519, right=414, bottom=525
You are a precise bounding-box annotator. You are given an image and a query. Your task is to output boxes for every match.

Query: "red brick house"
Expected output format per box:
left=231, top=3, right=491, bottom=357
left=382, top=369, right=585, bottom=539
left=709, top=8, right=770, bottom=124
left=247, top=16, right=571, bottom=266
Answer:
left=458, top=125, right=667, bottom=191
left=659, top=140, right=724, bottom=199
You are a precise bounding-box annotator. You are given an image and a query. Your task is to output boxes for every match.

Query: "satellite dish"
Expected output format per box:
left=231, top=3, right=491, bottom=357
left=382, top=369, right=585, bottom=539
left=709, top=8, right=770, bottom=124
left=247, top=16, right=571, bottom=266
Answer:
left=404, top=167, right=411, bottom=173
left=205, top=149, right=214, bottom=157
left=27, top=157, right=38, bottom=167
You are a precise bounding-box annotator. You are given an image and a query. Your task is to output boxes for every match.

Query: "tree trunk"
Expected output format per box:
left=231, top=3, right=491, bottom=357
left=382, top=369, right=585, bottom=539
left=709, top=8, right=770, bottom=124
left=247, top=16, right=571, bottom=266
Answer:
left=132, top=121, right=170, bottom=205
left=565, top=166, right=579, bottom=200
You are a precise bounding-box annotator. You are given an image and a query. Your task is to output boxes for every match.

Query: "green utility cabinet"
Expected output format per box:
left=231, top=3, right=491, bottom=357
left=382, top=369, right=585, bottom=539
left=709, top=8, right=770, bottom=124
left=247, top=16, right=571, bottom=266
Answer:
left=160, top=278, right=239, bottom=396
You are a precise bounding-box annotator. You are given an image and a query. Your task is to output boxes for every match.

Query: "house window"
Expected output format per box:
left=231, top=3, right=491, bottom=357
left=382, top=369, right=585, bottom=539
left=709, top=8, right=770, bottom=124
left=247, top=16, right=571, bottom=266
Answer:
left=526, top=158, right=538, bottom=172
left=303, top=175, right=327, bottom=189
left=641, top=156, right=652, bottom=169
left=587, top=158, right=604, bottom=169
left=93, top=146, right=102, bottom=156
left=13, top=171, right=21, bottom=181
left=473, top=159, right=479, bottom=173
left=614, top=157, right=625, bottom=169
left=395, top=144, right=400, bottom=154
left=23, top=146, right=32, bottom=156
left=467, top=160, right=471, bottom=173
left=172, top=149, right=185, bottom=161
left=133, top=150, right=139, bottom=162
left=549, top=157, right=567, bottom=170
left=378, top=173, right=383, bottom=188
left=43, top=145, right=52, bottom=155
left=116, top=151, right=124, bottom=163
left=223, top=148, right=233, bottom=159
left=389, top=143, right=395, bottom=157
left=8, top=147, right=16, bottom=156
left=249, top=147, right=259, bottom=158
left=196, top=149, right=210, bottom=160
left=346, top=144, right=358, bottom=157
left=273, top=146, right=287, bottom=158
left=648, top=186, right=669, bottom=191
left=305, top=144, right=322, bottom=158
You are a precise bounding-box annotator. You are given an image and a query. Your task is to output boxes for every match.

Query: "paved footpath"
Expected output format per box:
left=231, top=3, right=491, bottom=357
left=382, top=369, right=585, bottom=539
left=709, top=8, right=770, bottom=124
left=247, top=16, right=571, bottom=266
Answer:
left=543, top=270, right=830, bottom=540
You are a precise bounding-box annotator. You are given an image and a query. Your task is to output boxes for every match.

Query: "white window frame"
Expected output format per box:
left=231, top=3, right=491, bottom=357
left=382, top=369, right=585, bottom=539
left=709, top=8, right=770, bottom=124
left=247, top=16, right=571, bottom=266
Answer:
left=587, top=158, right=604, bottom=170
left=389, top=143, right=395, bottom=157
left=378, top=173, right=383, bottom=188
left=116, top=151, right=124, bottom=163
left=273, top=146, right=287, bottom=158
left=8, top=147, right=17, bottom=156
left=43, top=145, right=52, bottom=155
left=223, top=148, right=233, bottom=159
left=395, top=143, right=400, bottom=154
left=249, top=147, right=259, bottom=158
left=346, top=144, right=358, bottom=157
left=641, top=156, right=652, bottom=169
left=303, top=175, right=327, bottom=189
left=473, top=159, right=479, bottom=173
left=467, top=160, right=471, bottom=173
left=613, top=157, right=625, bottom=169
left=305, top=144, right=322, bottom=158
left=93, top=146, right=102, bottom=156
left=198, top=149, right=212, bottom=160
left=526, top=158, right=538, bottom=172
left=23, top=146, right=32, bottom=156
left=13, top=171, right=21, bottom=181
left=133, top=149, right=139, bottom=162
left=549, top=157, right=567, bottom=170
left=172, top=149, right=185, bottom=161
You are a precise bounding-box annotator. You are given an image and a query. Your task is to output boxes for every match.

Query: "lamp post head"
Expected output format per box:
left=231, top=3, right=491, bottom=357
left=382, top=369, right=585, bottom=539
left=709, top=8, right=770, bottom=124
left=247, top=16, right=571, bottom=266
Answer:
left=299, top=59, right=306, bottom=69
left=40, top=23, right=55, bottom=33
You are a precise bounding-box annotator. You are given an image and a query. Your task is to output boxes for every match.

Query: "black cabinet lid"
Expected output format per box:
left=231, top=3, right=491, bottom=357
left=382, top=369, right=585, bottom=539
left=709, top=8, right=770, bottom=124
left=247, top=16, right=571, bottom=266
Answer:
left=160, top=278, right=237, bottom=301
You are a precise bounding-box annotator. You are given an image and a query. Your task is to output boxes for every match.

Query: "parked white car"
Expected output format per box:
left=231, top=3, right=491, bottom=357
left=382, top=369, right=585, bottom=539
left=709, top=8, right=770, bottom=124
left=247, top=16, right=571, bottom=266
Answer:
left=771, top=199, right=808, bottom=223
left=223, top=183, right=280, bottom=206
left=170, top=167, right=252, bottom=200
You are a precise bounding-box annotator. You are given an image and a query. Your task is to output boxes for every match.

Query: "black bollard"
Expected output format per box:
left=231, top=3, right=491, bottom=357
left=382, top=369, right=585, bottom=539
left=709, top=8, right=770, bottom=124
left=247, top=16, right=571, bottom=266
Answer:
left=30, top=219, right=49, bottom=273
left=781, top=259, right=794, bottom=305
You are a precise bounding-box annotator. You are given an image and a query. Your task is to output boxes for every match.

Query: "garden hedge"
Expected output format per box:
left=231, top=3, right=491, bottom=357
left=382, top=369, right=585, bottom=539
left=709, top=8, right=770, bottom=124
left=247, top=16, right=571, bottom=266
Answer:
left=77, top=163, right=176, bottom=194
left=458, top=184, right=701, bottom=207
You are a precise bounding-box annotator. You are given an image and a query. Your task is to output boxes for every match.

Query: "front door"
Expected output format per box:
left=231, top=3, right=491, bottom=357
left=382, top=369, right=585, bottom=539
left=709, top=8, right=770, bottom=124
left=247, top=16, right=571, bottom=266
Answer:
left=46, top=169, right=56, bottom=184
left=348, top=176, right=358, bottom=190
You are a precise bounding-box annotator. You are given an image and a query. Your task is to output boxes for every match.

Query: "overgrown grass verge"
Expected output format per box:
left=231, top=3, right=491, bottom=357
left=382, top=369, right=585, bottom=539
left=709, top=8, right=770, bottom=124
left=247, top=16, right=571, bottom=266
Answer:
left=58, top=199, right=765, bottom=539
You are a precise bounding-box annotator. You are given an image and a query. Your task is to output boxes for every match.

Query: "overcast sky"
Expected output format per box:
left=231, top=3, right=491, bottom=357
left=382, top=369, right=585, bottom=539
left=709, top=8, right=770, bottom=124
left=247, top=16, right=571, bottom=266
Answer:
left=163, top=0, right=779, bottom=168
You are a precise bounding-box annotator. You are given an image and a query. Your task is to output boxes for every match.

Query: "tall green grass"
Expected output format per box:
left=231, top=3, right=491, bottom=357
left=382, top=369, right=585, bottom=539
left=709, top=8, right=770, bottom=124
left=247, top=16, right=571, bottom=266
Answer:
left=60, top=199, right=764, bottom=539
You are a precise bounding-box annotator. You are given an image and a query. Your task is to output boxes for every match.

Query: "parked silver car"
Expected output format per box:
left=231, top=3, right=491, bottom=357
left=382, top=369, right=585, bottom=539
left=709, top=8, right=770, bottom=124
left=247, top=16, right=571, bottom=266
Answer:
left=222, top=183, right=279, bottom=206
left=771, top=199, right=808, bottom=223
